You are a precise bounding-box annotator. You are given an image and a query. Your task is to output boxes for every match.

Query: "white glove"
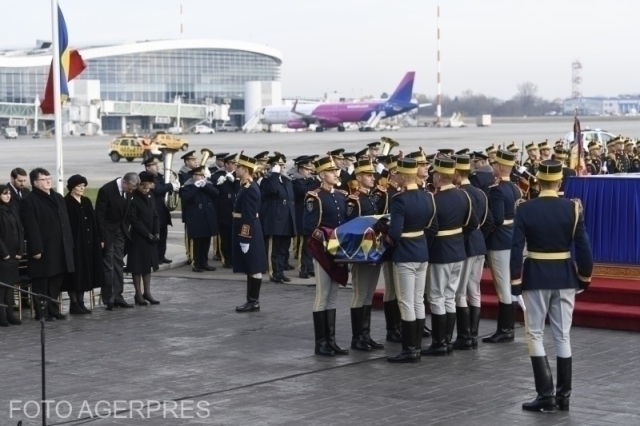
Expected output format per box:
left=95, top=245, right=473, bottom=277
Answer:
left=216, top=176, right=225, bottom=185
left=225, top=173, right=234, bottom=182
left=240, top=243, right=249, bottom=254
left=271, top=164, right=281, bottom=174
left=195, top=179, right=206, bottom=188
left=171, top=182, right=179, bottom=191
left=376, top=163, right=385, bottom=174
left=204, top=168, right=211, bottom=179
left=512, top=295, right=526, bottom=311
left=347, top=164, right=354, bottom=175
left=518, top=166, right=527, bottom=174
left=601, top=163, right=607, bottom=173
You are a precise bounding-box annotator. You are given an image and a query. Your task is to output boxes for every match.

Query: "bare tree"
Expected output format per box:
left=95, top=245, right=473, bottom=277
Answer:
left=380, top=92, right=389, bottom=99
left=517, top=81, right=538, bottom=106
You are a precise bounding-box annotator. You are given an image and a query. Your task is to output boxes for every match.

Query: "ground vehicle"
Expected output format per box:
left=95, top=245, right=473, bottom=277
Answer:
left=193, top=125, right=215, bottom=134
left=217, top=123, right=240, bottom=132
left=167, top=126, right=183, bottom=135
left=3, top=127, right=18, bottom=139
left=562, top=128, right=616, bottom=146
left=108, top=134, right=149, bottom=162
left=476, top=114, right=492, bottom=127
left=152, top=132, right=189, bottom=151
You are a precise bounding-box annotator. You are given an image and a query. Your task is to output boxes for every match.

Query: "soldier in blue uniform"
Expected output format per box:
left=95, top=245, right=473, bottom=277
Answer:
left=345, top=159, right=385, bottom=352
left=233, top=154, right=268, bottom=313
left=303, top=155, right=349, bottom=356
left=452, top=155, right=492, bottom=350
left=291, top=156, right=319, bottom=279
left=261, top=153, right=297, bottom=283
left=483, top=150, right=522, bottom=344
left=178, top=151, right=198, bottom=263
left=486, top=144, right=498, bottom=163
left=585, top=142, right=603, bottom=175
left=423, top=157, right=477, bottom=356
left=469, top=151, right=495, bottom=194
left=385, top=158, right=438, bottom=363
left=511, top=159, right=593, bottom=412
left=553, top=147, right=577, bottom=197
left=181, top=166, right=219, bottom=272
left=211, top=153, right=239, bottom=268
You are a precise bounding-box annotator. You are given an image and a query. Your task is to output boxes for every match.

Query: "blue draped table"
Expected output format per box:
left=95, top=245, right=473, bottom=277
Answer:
left=565, top=175, right=640, bottom=264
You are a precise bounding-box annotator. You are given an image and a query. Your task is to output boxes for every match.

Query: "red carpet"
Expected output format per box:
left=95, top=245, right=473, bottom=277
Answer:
left=373, top=268, right=640, bottom=332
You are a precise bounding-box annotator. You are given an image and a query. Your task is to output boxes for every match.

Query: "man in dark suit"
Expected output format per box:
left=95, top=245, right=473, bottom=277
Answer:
left=8, top=167, right=30, bottom=206
left=95, top=172, right=140, bottom=310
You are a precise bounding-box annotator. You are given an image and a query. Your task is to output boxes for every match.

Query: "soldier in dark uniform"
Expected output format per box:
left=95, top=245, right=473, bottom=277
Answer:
left=423, top=158, right=477, bottom=356
left=452, top=155, right=491, bottom=350
left=291, top=156, right=319, bottom=279
left=329, top=149, right=350, bottom=192
left=523, top=143, right=541, bottom=199
left=511, top=159, right=593, bottom=412
left=469, top=151, right=495, bottom=194
left=538, top=140, right=552, bottom=161
left=143, top=157, right=179, bottom=264
left=207, top=152, right=228, bottom=176
left=261, top=153, right=297, bottom=283
left=180, top=166, right=219, bottom=272
left=178, top=151, right=198, bottom=263
left=345, top=159, right=385, bottom=352
left=211, top=153, right=239, bottom=268
left=585, top=142, right=602, bottom=175
left=486, top=144, right=498, bottom=163
left=303, top=155, right=349, bottom=356
left=483, top=150, right=522, bottom=344
left=233, top=154, right=268, bottom=312
left=507, top=142, right=522, bottom=183
left=553, top=147, right=577, bottom=197
left=618, top=137, right=631, bottom=173
left=366, top=141, right=381, bottom=159
left=406, top=150, right=429, bottom=191
left=385, top=158, right=438, bottom=363
left=253, top=151, right=270, bottom=186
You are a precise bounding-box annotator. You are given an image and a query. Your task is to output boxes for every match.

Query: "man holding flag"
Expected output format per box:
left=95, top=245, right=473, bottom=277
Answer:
left=569, top=114, right=587, bottom=175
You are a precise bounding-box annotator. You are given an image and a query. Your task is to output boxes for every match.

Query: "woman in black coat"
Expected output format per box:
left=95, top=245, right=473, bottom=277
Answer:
left=63, top=175, right=104, bottom=315
left=127, top=171, right=160, bottom=305
left=0, top=185, right=24, bottom=326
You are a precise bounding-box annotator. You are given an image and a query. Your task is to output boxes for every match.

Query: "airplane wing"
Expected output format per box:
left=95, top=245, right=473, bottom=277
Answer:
left=418, top=103, right=432, bottom=108
left=291, top=100, right=318, bottom=120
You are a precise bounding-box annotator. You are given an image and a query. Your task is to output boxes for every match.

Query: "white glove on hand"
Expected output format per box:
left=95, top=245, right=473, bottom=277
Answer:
left=376, top=162, right=385, bottom=174
left=601, top=163, right=608, bottom=173
left=225, top=173, right=234, bottom=182
left=347, top=164, right=354, bottom=175
left=204, top=168, right=211, bottom=179
left=512, top=295, right=526, bottom=311
left=240, top=243, right=249, bottom=254
left=171, top=182, right=180, bottom=191
left=271, top=164, right=281, bottom=174
left=518, top=166, right=527, bottom=174
left=216, top=176, right=225, bottom=186
left=196, top=179, right=206, bottom=188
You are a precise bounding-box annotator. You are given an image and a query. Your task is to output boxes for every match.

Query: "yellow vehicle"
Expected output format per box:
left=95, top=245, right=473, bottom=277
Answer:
left=152, top=131, right=189, bottom=151
left=108, top=134, right=147, bottom=162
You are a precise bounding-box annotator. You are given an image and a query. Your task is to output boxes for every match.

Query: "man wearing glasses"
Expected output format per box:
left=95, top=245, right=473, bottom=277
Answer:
left=95, top=172, right=140, bottom=310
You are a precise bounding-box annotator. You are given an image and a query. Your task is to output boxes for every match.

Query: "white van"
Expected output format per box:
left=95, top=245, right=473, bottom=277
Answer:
left=193, top=125, right=215, bottom=134
left=3, top=128, right=18, bottom=139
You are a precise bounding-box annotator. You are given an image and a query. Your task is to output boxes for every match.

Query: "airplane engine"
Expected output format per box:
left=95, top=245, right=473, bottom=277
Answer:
left=286, top=119, right=308, bottom=129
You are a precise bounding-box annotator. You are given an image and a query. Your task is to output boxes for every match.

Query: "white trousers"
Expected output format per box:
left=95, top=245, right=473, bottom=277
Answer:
left=312, top=259, right=340, bottom=312
left=488, top=250, right=511, bottom=304
left=393, top=262, right=428, bottom=322
left=382, top=262, right=397, bottom=302
left=523, top=289, right=576, bottom=358
left=456, top=255, right=484, bottom=308
left=351, top=263, right=382, bottom=308
left=427, top=262, right=463, bottom=315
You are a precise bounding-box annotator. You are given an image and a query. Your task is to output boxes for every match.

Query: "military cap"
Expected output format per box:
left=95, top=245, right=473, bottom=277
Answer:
left=314, top=156, right=340, bottom=173
left=506, top=143, right=519, bottom=153
left=181, top=150, right=197, bottom=160
left=267, top=153, right=286, bottom=165
left=292, top=155, right=308, bottom=164
left=215, top=152, right=229, bottom=160
left=354, top=159, right=375, bottom=174
left=355, top=148, right=370, bottom=159
left=455, top=148, right=470, bottom=156
left=606, top=138, right=617, bottom=147
left=138, top=171, right=155, bottom=184
left=223, top=153, right=238, bottom=162
left=553, top=147, right=568, bottom=160
left=495, top=150, right=516, bottom=167
left=453, top=155, right=471, bottom=171
left=471, top=151, right=488, bottom=161
left=610, top=135, right=625, bottom=144
left=237, top=153, right=258, bottom=170
left=433, top=157, right=456, bottom=175
left=536, top=159, right=563, bottom=182
left=342, top=152, right=357, bottom=161
left=538, top=140, right=551, bottom=150
left=486, top=144, right=498, bottom=154
left=396, top=158, right=418, bottom=175
left=554, top=139, right=565, bottom=147
left=525, top=142, right=538, bottom=152
left=254, top=151, right=270, bottom=161
left=367, top=141, right=381, bottom=149
left=406, top=151, right=428, bottom=164
left=425, top=153, right=437, bottom=162
left=625, top=138, right=635, bottom=147
left=142, top=156, right=159, bottom=166
left=587, top=141, right=600, bottom=151
left=387, top=154, right=400, bottom=170
left=329, top=148, right=345, bottom=159
left=438, top=148, right=454, bottom=156
left=297, top=159, right=314, bottom=170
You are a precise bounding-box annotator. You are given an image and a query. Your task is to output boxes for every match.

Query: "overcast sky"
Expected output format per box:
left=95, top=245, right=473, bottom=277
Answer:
left=0, top=0, right=636, bottom=100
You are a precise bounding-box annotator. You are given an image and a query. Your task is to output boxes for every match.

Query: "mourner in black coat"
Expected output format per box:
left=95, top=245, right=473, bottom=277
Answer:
left=181, top=167, right=219, bottom=272
left=20, top=168, right=75, bottom=320
left=7, top=167, right=30, bottom=207
left=0, top=185, right=24, bottom=326
left=144, top=157, right=178, bottom=264
left=63, top=175, right=104, bottom=315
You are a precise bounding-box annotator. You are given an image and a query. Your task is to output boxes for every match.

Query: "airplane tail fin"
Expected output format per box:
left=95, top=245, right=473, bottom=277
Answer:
left=388, top=72, right=415, bottom=104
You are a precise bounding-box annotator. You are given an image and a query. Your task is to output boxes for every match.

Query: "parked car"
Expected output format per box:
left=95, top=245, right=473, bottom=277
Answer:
left=108, top=134, right=147, bottom=162
left=167, top=126, right=183, bottom=135
left=218, top=123, right=240, bottom=132
left=193, top=125, right=215, bottom=134
left=151, top=131, right=189, bottom=151
left=3, top=128, right=18, bottom=139
left=562, top=128, right=616, bottom=146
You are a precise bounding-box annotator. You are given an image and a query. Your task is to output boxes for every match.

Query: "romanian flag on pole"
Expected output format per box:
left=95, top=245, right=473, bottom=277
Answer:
left=40, top=5, right=86, bottom=115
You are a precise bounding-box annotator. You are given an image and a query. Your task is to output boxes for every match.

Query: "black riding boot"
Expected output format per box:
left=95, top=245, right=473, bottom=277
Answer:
left=236, top=276, right=261, bottom=312
left=415, top=317, right=425, bottom=358
left=445, top=312, right=457, bottom=354
left=387, top=320, right=419, bottom=363
left=522, top=356, right=557, bottom=412
left=4, top=289, right=21, bottom=325
left=556, top=357, right=572, bottom=411
left=421, top=314, right=448, bottom=356
left=313, top=311, right=334, bottom=356
left=384, top=301, right=402, bottom=342
left=482, top=302, right=514, bottom=343
left=452, top=307, right=473, bottom=350
left=350, top=307, right=371, bottom=351
left=325, top=309, right=349, bottom=355
left=469, top=305, right=481, bottom=348
left=362, top=305, right=384, bottom=349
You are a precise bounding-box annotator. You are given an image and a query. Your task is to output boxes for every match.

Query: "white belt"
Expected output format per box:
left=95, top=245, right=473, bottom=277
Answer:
left=436, top=228, right=462, bottom=237
left=502, top=219, right=514, bottom=225
left=527, top=251, right=571, bottom=260
left=401, top=231, right=424, bottom=238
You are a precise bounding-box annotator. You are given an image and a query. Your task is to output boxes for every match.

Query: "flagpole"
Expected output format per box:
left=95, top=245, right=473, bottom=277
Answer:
left=51, top=0, right=64, bottom=194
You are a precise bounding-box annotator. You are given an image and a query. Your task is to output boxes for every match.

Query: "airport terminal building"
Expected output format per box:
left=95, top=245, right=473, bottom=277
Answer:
left=0, top=39, right=282, bottom=129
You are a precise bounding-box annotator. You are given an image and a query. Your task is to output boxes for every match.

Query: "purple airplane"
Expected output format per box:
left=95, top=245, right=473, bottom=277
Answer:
left=258, top=72, right=430, bottom=132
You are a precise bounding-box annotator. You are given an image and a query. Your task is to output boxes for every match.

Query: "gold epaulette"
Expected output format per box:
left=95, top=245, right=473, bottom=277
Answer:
left=375, top=185, right=387, bottom=193
left=348, top=192, right=360, bottom=200
left=306, top=189, right=320, bottom=198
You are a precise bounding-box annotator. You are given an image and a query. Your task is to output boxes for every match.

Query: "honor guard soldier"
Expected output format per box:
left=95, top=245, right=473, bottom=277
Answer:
left=523, top=143, right=541, bottom=199
left=452, top=155, right=491, bottom=350
left=261, top=153, right=297, bottom=283
left=181, top=166, right=219, bottom=272
left=486, top=144, right=498, bottom=163
left=469, top=151, right=495, bottom=194
left=329, top=149, right=350, bottom=192
left=483, top=150, right=522, bottom=344
left=553, top=148, right=576, bottom=197
left=585, top=142, right=603, bottom=175
left=423, top=157, right=477, bottom=356
left=538, top=140, right=552, bottom=161
left=511, top=160, right=593, bottom=412
left=345, top=159, right=385, bottom=352
left=303, top=155, right=349, bottom=356
left=212, top=153, right=239, bottom=268
left=366, top=141, right=381, bottom=159
left=178, top=151, right=199, bottom=263
left=385, top=158, right=437, bottom=363
left=506, top=143, right=521, bottom=183
left=616, top=137, right=630, bottom=172
left=405, top=150, right=430, bottom=190
left=254, top=151, right=270, bottom=185
left=143, top=157, right=179, bottom=264
left=208, top=152, right=228, bottom=176
left=234, top=154, right=268, bottom=312
left=292, top=156, right=319, bottom=279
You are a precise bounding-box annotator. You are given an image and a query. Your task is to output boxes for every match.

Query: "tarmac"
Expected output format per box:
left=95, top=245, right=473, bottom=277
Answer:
left=1, top=223, right=640, bottom=425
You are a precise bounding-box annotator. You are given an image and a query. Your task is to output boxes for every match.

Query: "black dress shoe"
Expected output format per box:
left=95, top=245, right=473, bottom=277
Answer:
left=203, top=264, right=217, bottom=271
left=284, top=264, right=295, bottom=271
left=270, top=277, right=284, bottom=283
left=105, top=303, right=114, bottom=311
left=114, top=301, right=134, bottom=308
left=192, top=267, right=204, bottom=273
left=53, top=313, right=67, bottom=320
left=143, top=293, right=160, bottom=305
left=299, top=271, right=310, bottom=279
left=281, top=275, right=291, bottom=283
left=161, top=257, right=173, bottom=264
